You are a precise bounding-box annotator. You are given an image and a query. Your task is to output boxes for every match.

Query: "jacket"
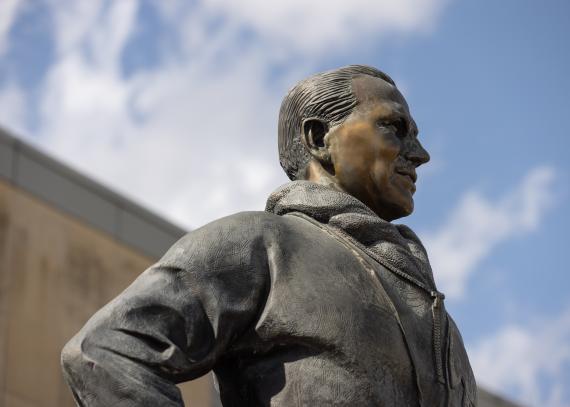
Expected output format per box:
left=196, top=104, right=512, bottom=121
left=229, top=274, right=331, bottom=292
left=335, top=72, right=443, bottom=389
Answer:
left=61, top=181, right=477, bottom=406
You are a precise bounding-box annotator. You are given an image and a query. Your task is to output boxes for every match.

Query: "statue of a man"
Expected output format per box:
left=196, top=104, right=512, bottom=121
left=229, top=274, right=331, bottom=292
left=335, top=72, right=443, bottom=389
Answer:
left=62, top=65, right=477, bottom=406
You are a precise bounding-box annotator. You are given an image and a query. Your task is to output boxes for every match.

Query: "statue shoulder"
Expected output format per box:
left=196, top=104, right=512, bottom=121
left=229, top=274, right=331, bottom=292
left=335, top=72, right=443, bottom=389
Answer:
left=158, top=211, right=292, bottom=268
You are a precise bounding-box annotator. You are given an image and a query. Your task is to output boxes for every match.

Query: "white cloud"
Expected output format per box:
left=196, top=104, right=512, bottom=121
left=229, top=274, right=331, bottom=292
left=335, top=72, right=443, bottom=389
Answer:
left=45, top=0, right=109, bottom=58
left=421, top=166, right=556, bottom=299
left=470, top=307, right=570, bottom=407
left=0, top=82, right=26, bottom=135
left=36, top=39, right=285, bottom=228
left=0, top=0, right=23, bottom=57
left=0, top=0, right=449, bottom=229
left=201, top=0, right=447, bottom=55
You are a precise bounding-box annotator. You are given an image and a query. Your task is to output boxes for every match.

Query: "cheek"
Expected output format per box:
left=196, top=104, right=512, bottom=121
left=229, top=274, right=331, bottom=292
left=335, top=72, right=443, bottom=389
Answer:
left=332, top=140, right=375, bottom=178
left=372, top=142, right=400, bottom=179
left=378, top=136, right=401, bottom=162
left=370, top=161, right=393, bottom=192
left=331, top=126, right=400, bottom=183
left=335, top=156, right=370, bottom=185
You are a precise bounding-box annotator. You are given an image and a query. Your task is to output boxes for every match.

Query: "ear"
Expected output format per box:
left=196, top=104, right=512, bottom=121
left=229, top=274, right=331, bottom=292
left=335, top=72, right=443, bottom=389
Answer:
left=301, top=117, right=331, bottom=164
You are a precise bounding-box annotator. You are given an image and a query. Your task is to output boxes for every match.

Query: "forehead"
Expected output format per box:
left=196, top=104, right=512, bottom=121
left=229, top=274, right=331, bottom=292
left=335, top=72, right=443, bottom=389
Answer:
left=351, top=75, right=409, bottom=113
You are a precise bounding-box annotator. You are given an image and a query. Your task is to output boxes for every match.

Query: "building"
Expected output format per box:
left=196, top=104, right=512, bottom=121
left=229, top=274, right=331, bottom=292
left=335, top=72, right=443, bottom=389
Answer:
left=0, top=127, right=519, bottom=407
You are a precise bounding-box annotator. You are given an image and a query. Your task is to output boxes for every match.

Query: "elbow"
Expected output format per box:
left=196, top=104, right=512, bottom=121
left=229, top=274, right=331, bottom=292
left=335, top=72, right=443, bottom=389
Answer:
left=61, top=333, right=101, bottom=405
left=61, top=334, right=93, bottom=381
left=61, top=336, right=80, bottom=375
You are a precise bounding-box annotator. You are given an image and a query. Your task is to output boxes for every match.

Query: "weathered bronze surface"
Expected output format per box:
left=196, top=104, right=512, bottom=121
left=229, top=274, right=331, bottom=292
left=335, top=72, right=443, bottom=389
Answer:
left=62, top=65, right=476, bottom=406
left=304, top=74, right=430, bottom=221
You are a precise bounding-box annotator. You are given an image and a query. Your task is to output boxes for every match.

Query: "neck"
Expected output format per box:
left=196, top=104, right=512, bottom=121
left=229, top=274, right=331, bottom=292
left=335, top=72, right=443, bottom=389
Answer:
left=301, top=160, right=392, bottom=222
left=301, top=160, right=343, bottom=191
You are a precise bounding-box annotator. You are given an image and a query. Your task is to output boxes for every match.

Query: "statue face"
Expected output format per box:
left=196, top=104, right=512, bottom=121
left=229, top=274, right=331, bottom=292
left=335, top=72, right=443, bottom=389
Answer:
left=325, top=75, right=430, bottom=221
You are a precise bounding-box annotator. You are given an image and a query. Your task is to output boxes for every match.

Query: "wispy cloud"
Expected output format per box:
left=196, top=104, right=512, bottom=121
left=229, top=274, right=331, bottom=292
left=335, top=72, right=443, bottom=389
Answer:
left=421, top=166, right=556, bottom=299
left=199, top=0, right=446, bottom=55
left=0, top=83, right=26, bottom=135
left=470, top=307, right=570, bottom=407
left=0, top=0, right=23, bottom=57
left=0, top=0, right=448, bottom=228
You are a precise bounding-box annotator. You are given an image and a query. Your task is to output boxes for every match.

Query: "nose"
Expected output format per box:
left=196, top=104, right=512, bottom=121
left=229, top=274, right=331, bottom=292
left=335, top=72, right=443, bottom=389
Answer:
left=406, top=138, right=430, bottom=167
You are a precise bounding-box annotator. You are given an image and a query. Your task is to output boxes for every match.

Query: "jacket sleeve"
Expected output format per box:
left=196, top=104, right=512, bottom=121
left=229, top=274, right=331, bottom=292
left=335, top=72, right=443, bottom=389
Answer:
left=61, top=213, right=271, bottom=406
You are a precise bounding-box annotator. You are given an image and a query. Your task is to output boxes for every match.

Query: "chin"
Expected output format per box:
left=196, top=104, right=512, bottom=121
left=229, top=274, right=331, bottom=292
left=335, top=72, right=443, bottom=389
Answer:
left=400, top=205, right=414, bottom=218
left=387, top=199, right=414, bottom=221
left=370, top=190, right=415, bottom=221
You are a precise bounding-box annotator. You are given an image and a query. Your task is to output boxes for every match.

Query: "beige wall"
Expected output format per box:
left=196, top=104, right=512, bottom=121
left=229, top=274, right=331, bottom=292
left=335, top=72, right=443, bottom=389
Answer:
left=0, top=179, right=214, bottom=407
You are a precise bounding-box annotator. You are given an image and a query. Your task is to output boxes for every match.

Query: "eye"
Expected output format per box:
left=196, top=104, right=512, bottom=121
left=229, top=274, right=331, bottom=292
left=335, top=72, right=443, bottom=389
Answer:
left=378, top=118, right=408, bottom=138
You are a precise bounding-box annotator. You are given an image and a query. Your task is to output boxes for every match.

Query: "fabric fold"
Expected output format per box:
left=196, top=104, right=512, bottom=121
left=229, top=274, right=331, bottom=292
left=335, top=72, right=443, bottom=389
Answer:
left=266, top=180, right=437, bottom=290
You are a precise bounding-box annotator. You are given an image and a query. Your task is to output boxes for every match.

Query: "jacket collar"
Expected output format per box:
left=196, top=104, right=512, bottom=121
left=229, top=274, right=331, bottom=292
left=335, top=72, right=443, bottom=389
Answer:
left=266, top=180, right=436, bottom=290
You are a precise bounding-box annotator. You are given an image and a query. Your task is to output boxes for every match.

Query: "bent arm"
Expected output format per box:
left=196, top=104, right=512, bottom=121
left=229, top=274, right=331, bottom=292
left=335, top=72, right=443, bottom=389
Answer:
left=61, top=214, right=270, bottom=406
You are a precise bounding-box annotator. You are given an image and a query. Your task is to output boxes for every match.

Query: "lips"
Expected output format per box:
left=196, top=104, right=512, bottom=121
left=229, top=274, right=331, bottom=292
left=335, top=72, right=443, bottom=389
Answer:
left=396, top=168, right=417, bottom=183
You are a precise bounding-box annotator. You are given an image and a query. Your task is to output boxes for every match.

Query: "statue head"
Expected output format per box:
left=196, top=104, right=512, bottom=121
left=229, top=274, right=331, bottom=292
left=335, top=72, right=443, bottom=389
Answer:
left=278, top=65, right=430, bottom=221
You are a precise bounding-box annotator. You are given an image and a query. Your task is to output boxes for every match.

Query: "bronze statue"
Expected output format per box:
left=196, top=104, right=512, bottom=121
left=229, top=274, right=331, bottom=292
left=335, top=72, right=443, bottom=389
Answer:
left=62, top=65, right=477, bottom=406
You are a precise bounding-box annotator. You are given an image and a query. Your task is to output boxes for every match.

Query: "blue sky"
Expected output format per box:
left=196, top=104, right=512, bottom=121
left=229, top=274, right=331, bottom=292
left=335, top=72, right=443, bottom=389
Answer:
left=0, top=1, right=568, bottom=405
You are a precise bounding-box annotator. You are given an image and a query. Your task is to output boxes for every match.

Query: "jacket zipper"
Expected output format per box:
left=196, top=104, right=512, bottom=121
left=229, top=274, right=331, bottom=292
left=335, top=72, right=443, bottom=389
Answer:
left=287, top=212, right=449, bottom=388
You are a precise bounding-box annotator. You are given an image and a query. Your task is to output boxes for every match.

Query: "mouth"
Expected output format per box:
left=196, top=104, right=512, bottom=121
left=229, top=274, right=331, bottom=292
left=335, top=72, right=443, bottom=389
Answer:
left=396, top=168, right=417, bottom=183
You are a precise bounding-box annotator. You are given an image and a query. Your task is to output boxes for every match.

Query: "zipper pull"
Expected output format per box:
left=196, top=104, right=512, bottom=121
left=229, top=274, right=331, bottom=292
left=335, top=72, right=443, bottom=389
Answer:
left=431, top=290, right=445, bottom=308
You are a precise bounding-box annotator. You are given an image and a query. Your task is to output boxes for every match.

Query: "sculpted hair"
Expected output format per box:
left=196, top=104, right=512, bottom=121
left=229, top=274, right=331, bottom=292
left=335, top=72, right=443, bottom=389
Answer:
left=278, top=65, right=395, bottom=180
